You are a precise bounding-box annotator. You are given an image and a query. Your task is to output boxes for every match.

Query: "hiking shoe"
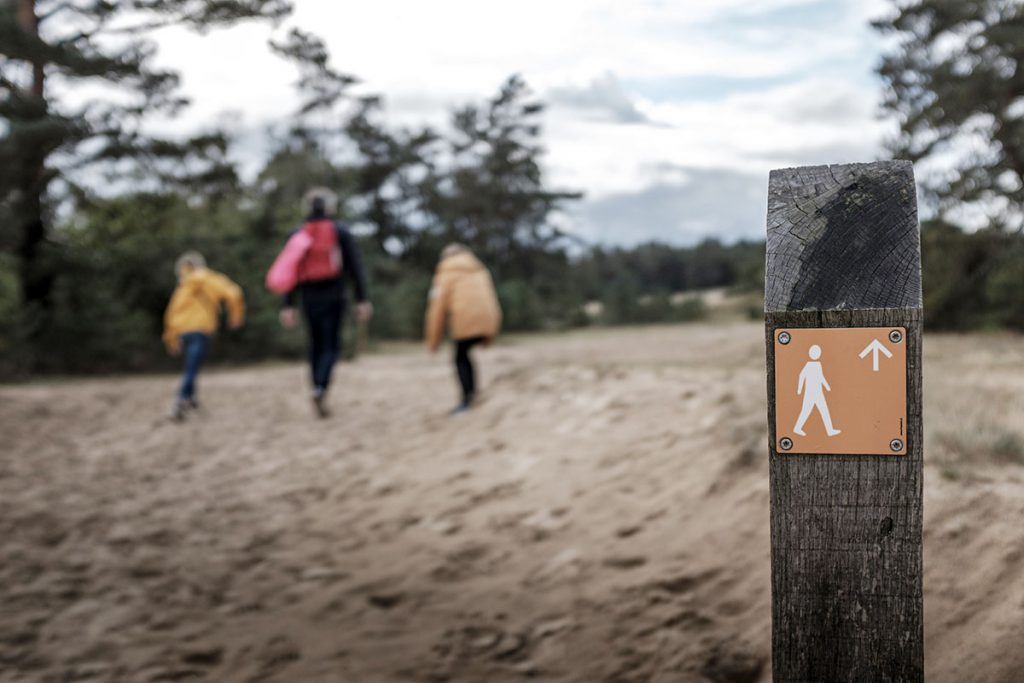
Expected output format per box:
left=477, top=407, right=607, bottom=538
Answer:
left=449, top=401, right=472, bottom=416
left=312, top=388, right=330, bottom=419
left=170, top=400, right=187, bottom=422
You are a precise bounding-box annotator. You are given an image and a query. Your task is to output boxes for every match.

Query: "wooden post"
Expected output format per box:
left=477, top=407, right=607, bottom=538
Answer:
left=765, top=161, right=923, bottom=681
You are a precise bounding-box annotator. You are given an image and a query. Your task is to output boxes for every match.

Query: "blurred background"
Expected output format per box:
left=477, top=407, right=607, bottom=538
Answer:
left=2, top=2, right=1023, bottom=682
left=2, top=0, right=1021, bottom=375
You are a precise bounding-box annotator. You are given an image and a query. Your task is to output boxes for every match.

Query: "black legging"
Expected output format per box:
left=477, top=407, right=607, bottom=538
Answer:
left=454, top=336, right=486, bottom=404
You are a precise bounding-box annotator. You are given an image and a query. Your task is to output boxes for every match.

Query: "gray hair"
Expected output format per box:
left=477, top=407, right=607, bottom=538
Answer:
left=175, top=251, right=206, bottom=276
left=441, top=242, right=469, bottom=259
left=303, top=187, right=339, bottom=217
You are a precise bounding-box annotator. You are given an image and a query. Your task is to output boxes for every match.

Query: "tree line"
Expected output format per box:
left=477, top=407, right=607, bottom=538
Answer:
left=1, top=0, right=1022, bottom=377
left=0, top=139, right=768, bottom=375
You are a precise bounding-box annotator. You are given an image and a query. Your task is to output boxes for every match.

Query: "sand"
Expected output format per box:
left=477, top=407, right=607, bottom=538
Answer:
left=1, top=322, right=1022, bottom=682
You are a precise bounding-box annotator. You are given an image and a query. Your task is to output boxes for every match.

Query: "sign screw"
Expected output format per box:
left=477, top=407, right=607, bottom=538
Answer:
left=778, top=331, right=791, bottom=345
left=779, top=437, right=793, bottom=451
left=889, top=329, right=903, bottom=344
left=890, top=438, right=904, bottom=452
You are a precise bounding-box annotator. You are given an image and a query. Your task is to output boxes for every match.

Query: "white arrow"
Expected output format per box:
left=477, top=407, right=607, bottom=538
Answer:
left=858, top=338, right=893, bottom=372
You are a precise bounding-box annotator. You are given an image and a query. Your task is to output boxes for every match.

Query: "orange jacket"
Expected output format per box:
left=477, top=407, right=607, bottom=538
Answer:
left=425, top=252, right=502, bottom=351
left=163, top=268, right=245, bottom=351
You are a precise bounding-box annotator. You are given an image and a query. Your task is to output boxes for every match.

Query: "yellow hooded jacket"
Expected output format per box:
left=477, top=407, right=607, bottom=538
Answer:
left=163, top=269, right=245, bottom=351
left=425, top=251, right=502, bottom=351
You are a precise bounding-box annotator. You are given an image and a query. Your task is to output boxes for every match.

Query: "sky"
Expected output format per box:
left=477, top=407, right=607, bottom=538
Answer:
left=148, top=0, right=898, bottom=247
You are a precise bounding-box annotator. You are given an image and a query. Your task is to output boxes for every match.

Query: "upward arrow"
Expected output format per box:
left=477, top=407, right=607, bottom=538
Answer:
left=858, top=338, right=893, bottom=372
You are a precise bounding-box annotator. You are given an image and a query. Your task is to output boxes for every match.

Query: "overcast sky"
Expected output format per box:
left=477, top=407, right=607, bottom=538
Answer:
left=150, top=0, right=897, bottom=246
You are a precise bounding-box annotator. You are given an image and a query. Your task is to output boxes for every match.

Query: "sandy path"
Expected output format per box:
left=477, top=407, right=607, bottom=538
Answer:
left=1, top=323, right=1022, bottom=682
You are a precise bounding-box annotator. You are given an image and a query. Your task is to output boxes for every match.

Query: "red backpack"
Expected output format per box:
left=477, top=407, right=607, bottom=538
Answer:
left=297, top=219, right=343, bottom=283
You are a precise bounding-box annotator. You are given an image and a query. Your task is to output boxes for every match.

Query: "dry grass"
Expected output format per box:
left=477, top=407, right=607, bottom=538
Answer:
left=924, top=331, right=1024, bottom=479
left=933, top=427, right=1024, bottom=466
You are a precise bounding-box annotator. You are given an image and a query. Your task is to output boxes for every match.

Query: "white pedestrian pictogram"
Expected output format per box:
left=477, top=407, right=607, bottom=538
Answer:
left=793, top=344, right=841, bottom=437
left=859, top=338, right=893, bottom=372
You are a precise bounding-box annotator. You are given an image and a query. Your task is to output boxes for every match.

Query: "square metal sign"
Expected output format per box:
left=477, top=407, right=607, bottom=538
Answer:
left=774, top=327, right=907, bottom=455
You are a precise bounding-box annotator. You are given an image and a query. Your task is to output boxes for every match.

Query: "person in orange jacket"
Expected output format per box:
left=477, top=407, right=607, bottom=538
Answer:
left=425, top=243, right=502, bottom=414
left=163, top=251, right=245, bottom=421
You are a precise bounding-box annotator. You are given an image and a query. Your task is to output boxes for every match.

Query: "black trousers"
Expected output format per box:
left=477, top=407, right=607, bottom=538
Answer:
left=300, top=282, right=345, bottom=391
left=454, top=336, right=486, bottom=404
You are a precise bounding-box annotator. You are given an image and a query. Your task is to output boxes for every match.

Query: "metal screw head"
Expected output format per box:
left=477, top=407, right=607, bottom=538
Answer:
left=890, top=438, right=904, bottom=452
left=889, top=329, right=903, bottom=344
left=778, top=331, right=791, bottom=345
left=779, top=437, right=793, bottom=451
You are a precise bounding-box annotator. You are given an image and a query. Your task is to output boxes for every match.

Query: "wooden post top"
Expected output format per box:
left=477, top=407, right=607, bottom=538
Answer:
left=766, top=161, right=922, bottom=313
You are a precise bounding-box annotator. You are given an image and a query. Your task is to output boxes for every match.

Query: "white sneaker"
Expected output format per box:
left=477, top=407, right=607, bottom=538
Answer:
left=169, top=400, right=187, bottom=422
left=312, top=388, right=330, bottom=418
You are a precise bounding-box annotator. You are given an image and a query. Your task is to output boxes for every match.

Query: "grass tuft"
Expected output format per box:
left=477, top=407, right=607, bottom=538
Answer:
left=991, top=431, right=1024, bottom=465
left=934, top=428, right=1024, bottom=466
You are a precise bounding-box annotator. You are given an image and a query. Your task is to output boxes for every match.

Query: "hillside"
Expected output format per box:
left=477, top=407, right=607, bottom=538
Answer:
left=1, top=323, right=1022, bottom=682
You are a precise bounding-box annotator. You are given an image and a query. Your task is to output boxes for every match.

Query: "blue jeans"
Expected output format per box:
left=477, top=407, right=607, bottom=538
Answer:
left=178, top=332, right=210, bottom=401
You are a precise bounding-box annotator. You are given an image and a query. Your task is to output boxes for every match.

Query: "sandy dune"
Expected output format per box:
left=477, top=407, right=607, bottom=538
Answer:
left=1, top=323, right=1023, bottom=682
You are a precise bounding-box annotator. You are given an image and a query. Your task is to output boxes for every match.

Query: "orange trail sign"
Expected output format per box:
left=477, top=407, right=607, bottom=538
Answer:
left=774, top=327, right=907, bottom=455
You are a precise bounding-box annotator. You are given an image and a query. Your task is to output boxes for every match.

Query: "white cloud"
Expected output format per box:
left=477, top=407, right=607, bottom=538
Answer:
left=131, top=0, right=895, bottom=244
left=573, top=167, right=768, bottom=245
left=543, top=76, right=892, bottom=197
left=547, top=73, right=653, bottom=125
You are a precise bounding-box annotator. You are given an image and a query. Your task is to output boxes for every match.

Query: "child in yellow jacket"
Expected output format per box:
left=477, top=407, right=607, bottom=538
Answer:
left=163, top=252, right=245, bottom=421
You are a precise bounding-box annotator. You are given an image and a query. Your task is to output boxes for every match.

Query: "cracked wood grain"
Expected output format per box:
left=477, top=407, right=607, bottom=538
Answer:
left=766, top=161, right=922, bottom=313
left=765, top=162, right=924, bottom=682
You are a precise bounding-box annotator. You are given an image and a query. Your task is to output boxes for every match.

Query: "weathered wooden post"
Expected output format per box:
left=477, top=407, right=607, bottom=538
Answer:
left=765, top=161, right=923, bottom=681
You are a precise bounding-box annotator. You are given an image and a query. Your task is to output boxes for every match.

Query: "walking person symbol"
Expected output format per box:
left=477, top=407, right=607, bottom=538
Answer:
left=793, top=344, right=841, bottom=437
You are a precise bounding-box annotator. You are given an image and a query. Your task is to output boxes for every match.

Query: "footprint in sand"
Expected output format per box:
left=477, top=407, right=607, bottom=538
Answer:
left=431, top=543, right=496, bottom=583
left=492, top=508, right=569, bottom=542
left=651, top=568, right=722, bottom=595
left=615, top=524, right=643, bottom=538
left=180, top=645, right=224, bottom=667
left=428, top=517, right=463, bottom=536
left=259, top=634, right=301, bottom=671
left=602, top=555, right=648, bottom=570
left=367, top=592, right=404, bottom=609
left=700, top=637, right=765, bottom=683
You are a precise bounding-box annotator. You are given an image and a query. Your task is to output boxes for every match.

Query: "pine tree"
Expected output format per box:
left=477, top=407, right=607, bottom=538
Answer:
left=343, top=95, right=437, bottom=257
left=0, top=0, right=292, bottom=317
left=269, top=28, right=435, bottom=257
left=875, top=0, right=1024, bottom=231
left=420, top=75, right=582, bottom=278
